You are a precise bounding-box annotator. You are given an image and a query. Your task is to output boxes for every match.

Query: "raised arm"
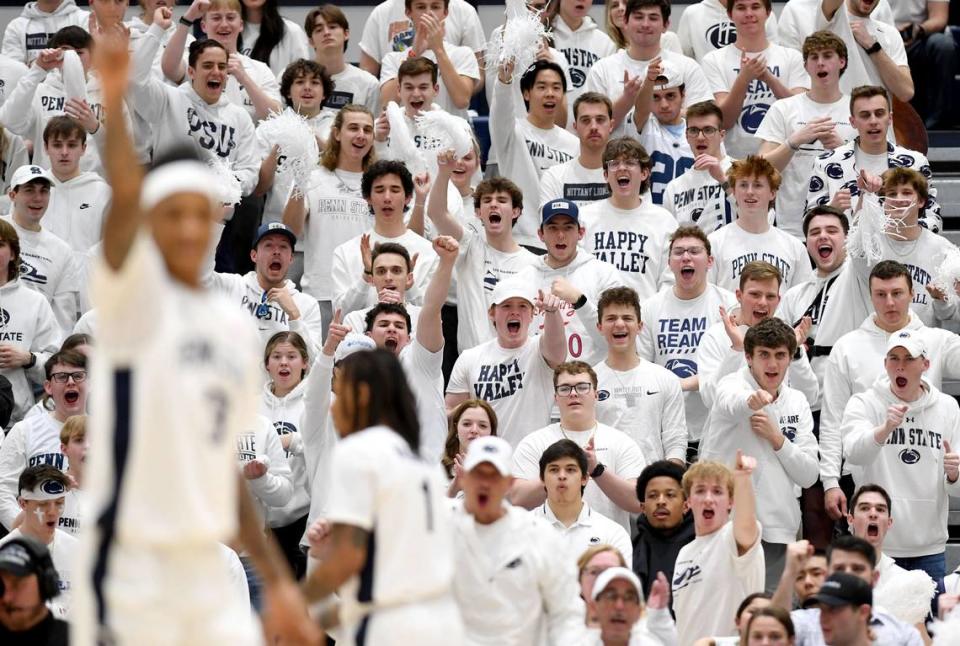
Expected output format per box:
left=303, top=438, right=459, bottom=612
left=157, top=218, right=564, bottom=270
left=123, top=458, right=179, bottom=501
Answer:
left=228, top=54, right=281, bottom=120
left=95, top=24, right=144, bottom=271
left=417, top=236, right=459, bottom=353
left=538, top=290, right=568, bottom=368
left=281, top=191, right=308, bottom=238
left=629, top=58, right=661, bottom=132
left=426, top=150, right=466, bottom=240
left=162, top=0, right=208, bottom=83
left=732, top=450, right=760, bottom=554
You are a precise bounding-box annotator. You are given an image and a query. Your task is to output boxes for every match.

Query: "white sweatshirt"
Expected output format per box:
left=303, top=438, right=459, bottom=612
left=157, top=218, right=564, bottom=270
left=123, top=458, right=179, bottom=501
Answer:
left=819, top=312, right=960, bottom=490
left=300, top=352, right=338, bottom=546
left=129, top=24, right=259, bottom=196
left=259, top=380, right=310, bottom=528
left=0, top=54, right=28, bottom=107
left=551, top=16, right=617, bottom=105
left=676, top=0, right=780, bottom=60
left=240, top=18, right=312, bottom=78
left=514, top=251, right=625, bottom=366
left=777, top=0, right=894, bottom=50
left=5, top=217, right=77, bottom=332
left=707, top=221, right=816, bottom=294
left=205, top=270, right=324, bottom=360
left=0, top=277, right=60, bottom=424
left=703, top=366, right=818, bottom=543
left=1, top=0, right=89, bottom=65
left=43, top=171, right=110, bottom=254
left=449, top=502, right=588, bottom=645
left=842, top=377, right=960, bottom=557
left=237, top=414, right=294, bottom=525
left=489, top=77, right=579, bottom=249
left=0, top=411, right=65, bottom=530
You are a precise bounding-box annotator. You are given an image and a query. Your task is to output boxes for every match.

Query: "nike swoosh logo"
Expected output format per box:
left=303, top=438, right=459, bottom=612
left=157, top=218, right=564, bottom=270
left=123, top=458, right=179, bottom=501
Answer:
left=646, top=390, right=658, bottom=395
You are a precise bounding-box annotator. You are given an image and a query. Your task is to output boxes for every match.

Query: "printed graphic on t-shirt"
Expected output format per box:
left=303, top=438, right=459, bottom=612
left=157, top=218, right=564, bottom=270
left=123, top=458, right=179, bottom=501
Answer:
left=706, top=21, right=738, bottom=49
left=657, top=316, right=708, bottom=359
left=187, top=108, right=237, bottom=158
left=389, top=20, right=415, bottom=52
left=726, top=251, right=793, bottom=284
left=651, top=150, right=694, bottom=204
left=323, top=90, right=355, bottom=110
left=236, top=432, right=257, bottom=462
left=26, top=32, right=53, bottom=52
left=670, top=183, right=732, bottom=228
left=473, top=359, right=525, bottom=400
left=562, top=47, right=602, bottom=88
left=735, top=67, right=782, bottom=135
left=526, top=138, right=575, bottom=169
left=673, top=559, right=702, bottom=591
left=273, top=420, right=297, bottom=459
left=564, top=182, right=610, bottom=202
left=20, top=255, right=50, bottom=286
left=883, top=416, right=942, bottom=465
left=591, top=230, right=655, bottom=275
left=28, top=450, right=66, bottom=470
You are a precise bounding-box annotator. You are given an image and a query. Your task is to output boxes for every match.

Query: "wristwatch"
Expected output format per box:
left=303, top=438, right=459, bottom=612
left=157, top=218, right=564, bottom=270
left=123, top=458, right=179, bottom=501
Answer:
left=864, top=41, right=882, bottom=56
left=590, top=463, right=606, bottom=479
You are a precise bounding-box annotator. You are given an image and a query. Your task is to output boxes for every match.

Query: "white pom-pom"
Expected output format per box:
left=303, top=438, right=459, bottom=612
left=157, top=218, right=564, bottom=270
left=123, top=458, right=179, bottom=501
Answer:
left=206, top=157, right=243, bottom=206
left=385, top=101, right=425, bottom=173
left=61, top=49, right=87, bottom=103
left=932, top=247, right=960, bottom=306
left=874, top=569, right=936, bottom=625
left=934, top=612, right=960, bottom=646
left=256, top=110, right=321, bottom=197
left=485, top=0, right=551, bottom=80
left=846, top=193, right=898, bottom=265
left=414, top=111, right=473, bottom=158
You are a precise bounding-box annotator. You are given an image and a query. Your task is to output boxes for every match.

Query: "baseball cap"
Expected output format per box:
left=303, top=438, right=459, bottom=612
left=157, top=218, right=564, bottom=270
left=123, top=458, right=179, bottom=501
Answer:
left=541, top=199, right=580, bottom=226
left=0, top=538, right=45, bottom=577
left=463, top=436, right=512, bottom=476
left=592, top=567, right=643, bottom=602
left=334, top=333, right=376, bottom=363
left=10, top=165, right=54, bottom=190
left=652, top=62, right=684, bottom=90
left=252, top=222, right=297, bottom=249
left=491, top=278, right=538, bottom=308
left=811, top=572, right=872, bottom=608
left=885, top=329, right=926, bottom=359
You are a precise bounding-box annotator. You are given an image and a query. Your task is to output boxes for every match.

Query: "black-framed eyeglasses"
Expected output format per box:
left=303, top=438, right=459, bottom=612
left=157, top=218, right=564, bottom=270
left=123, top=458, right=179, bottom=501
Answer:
left=50, top=370, right=87, bottom=384
left=556, top=382, right=593, bottom=397
left=685, top=126, right=719, bottom=137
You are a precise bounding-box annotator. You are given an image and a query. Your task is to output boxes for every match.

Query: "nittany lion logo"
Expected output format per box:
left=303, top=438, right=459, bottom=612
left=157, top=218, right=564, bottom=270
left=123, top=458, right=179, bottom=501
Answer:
left=841, top=149, right=855, bottom=161
left=706, top=22, right=737, bottom=49
left=569, top=67, right=587, bottom=89
left=597, top=389, right=611, bottom=401
left=809, top=176, right=825, bottom=192
left=899, top=448, right=921, bottom=465
left=825, top=163, right=844, bottom=179
left=0, top=309, right=9, bottom=327
left=273, top=421, right=297, bottom=436
left=665, top=358, right=697, bottom=378
left=782, top=426, right=797, bottom=441
left=892, top=154, right=916, bottom=168
left=690, top=207, right=704, bottom=223
left=739, top=104, right=769, bottom=135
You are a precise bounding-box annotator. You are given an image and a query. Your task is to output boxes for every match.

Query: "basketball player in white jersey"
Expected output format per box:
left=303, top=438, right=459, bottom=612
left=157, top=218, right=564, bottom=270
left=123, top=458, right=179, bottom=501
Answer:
left=302, top=349, right=464, bottom=645
left=70, top=26, right=318, bottom=646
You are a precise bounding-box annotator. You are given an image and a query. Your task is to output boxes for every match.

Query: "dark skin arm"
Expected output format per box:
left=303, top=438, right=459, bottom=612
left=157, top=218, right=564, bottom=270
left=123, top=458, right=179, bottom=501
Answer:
left=302, top=522, right=369, bottom=607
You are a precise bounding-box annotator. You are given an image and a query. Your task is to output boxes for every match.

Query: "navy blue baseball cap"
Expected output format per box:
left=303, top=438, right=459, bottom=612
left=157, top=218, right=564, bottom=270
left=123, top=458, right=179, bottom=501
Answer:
left=541, top=199, right=580, bottom=226
left=252, top=222, right=297, bottom=249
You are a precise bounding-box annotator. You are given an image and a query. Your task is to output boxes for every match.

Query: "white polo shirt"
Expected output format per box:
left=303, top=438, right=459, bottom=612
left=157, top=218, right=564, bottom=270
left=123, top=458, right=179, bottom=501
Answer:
left=537, top=501, right=633, bottom=568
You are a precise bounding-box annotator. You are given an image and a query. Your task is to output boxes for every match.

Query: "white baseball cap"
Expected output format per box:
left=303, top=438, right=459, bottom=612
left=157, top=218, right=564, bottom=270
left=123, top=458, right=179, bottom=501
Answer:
left=652, top=62, right=684, bottom=91
left=885, top=329, right=927, bottom=359
left=10, top=165, right=54, bottom=190
left=463, top=436, right=512, bottom=476
left=491, top=278, right=537, bottom=308
left=334, top=333, right=376, bottom=363
left=592, top=566, right=643, bottom=602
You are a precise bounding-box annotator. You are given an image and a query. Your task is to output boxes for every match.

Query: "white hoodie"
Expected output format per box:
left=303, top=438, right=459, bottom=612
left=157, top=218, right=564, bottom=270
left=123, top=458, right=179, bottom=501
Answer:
left=1, top=0, right=89, bottom=65
left=5, top=216, right=77, bottom=332
left=300, top=352, right=338, bottom=547
left=259, top=380, right=310, bottom=528
left=0, top=411, right=65, bottom=530
left=129, top=24, right=259, bottom=196
left=0, top=277, right=60, bottom=424
left=843, top=377, right=960, bottom=557
left=819, top=312, right=960, bottom=490
left=514, top=250, right=625, bottom=366
left=240, top=18, right=311, bottom=78
left=702, top=366, right=818, bottom=544
left=43, top=171, right=110, bottom=254
left=550, top=16, right=616, bottom=104
left=205, top=270, right=324, bottom=359
left=236, top=414, right=293, bottom=524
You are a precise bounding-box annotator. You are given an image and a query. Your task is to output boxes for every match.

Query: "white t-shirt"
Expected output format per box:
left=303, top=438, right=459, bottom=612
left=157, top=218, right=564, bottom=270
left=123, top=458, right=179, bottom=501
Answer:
left=325, top=425, right=457, bottom=638
left=512, top=422, right=647, bottom=532
left=399, top=339, right=446, bottom=463
left=817, top=5, right=908, bottom=96
left=673, top=521, right=765, bottom=645
left=447, top=336, right=556, bottom=448
left=893, top=0, right=948, bottom=25
left=379, top=42, right=480, bottom=119
left=662, top=156, right=735, bottom=234
left=300, top=167, right=371, bottom=302
left=454, top=225, right=538, bottom=352
left=777, top=0, right=895, bottom=51
left=322, top=64, right=380, bottom=116
left=0, top=527, right=77, bottom=618
left=701, top=43, right=809, bottom=159
left=537, top=501, right=634, bottom=569
left=579, top=200, right=678, bottom=302
left=707, top=221, right=816, bottom=293
left=677, top=0, right=780, bottom=61
left=755, top=92, right=856, bottom=238
left=240, top=18, right=311, bottom=77
left=585, top=49, right=713, bottom=137
left=637, top=284, right=738, bottom=441
left=593, top=360, right=688, bottom=463
left=539, top=159, right=610, bottom=210
left=358, top=0, right=486, bottom=60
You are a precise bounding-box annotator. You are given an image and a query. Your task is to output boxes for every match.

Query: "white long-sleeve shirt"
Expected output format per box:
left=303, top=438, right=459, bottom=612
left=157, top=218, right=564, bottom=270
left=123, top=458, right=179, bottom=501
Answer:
left=43, top=171, right=111, bottom=255
left=259, top=380, right=310, bottom=528
left=1, top=0, right=88, bottom=65
left=5, top=217, right=77, bottom=332
left=702, top=366, right=818, bottom=543
left=0, top=411, right=65, bottom=530
left=842, top=377, right=960, bottom=557
left=300, top=353, right=338, bottom=547
left=237, top=414, right=294, bottom=522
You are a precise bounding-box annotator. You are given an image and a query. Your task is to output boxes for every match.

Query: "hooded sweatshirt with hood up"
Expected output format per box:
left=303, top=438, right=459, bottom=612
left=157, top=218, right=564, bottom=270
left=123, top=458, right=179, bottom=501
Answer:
left=1, top=0, right=89, bottom=65
left=259, top=379, right=310, bottom=528
left=843, top=376, right=960, bottom=557
left=128, top=24, right=259, bottom=196
left=820, top=311, right=960, bottom=491
left=514, top=250, right=625, bottom=366
left=44, top=171, right=111, bottom=254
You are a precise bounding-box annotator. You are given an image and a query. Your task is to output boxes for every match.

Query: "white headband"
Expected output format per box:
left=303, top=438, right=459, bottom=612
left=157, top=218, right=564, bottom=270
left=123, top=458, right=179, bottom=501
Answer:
left=140, top=160, right=222, bottom=212
left=19, top=479, right=68, bottom=502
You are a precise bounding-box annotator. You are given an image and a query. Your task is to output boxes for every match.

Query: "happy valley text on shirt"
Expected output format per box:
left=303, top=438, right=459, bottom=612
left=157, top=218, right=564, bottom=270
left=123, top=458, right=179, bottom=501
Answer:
left=527, top=139, right=575, bottom=169
left=473, top=359, right=525, bottom=400
left=593, top=230, right=653, bottom=274
left=657, top=317, right=707, bottom=356
left=728, top=252, right=792, bottom=282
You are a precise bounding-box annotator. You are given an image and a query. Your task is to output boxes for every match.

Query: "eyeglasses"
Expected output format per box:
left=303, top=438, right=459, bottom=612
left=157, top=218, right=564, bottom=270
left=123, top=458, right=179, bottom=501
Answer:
left=596, top=590, right=641, bottom=605
left=50, top=370, right=87, bottom=384
left=605, top=159, right=641, bottom=170
left=685, top=126, right=719, bottom=137
left=556, top=382, right=593, bottom=397
left=670, top=246, right=706, bottom=257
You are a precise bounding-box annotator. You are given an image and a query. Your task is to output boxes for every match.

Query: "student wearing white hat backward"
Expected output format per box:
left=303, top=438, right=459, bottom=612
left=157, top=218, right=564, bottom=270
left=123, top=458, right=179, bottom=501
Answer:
left=451, top=435, right=587, bottom=645
left=841, top=329, right=960, bottom=581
